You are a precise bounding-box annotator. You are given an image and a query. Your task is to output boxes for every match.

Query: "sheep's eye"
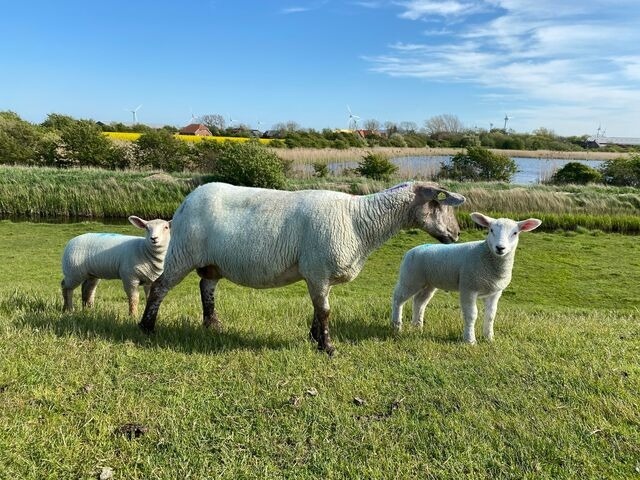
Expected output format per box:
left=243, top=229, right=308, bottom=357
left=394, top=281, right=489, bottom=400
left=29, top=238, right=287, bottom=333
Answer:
left=490, top=228, right=494, bottom=233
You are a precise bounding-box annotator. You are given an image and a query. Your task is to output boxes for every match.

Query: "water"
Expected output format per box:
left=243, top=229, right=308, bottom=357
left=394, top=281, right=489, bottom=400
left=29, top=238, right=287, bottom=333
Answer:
left=326, top=156, right=603, bottom=184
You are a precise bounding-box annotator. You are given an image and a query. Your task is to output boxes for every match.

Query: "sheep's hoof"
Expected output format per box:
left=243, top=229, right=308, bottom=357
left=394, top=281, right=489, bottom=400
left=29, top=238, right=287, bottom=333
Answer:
left=203, top=317, right=223, bottom=332
left=319, top=343, right=336, bottom=357
left=138, top=322, right=155, bottom=334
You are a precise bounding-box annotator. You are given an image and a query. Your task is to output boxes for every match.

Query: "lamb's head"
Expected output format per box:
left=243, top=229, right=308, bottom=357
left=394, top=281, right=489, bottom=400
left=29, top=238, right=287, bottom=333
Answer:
left=471, top=212, right=541, bottom=257
left=409, top=183, right=466, bottom=244
left=128, top=216, right=172, bottom=250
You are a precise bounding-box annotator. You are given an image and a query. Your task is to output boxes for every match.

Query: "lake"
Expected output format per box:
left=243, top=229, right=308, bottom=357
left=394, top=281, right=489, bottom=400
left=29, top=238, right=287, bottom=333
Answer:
left=326, top=156, right=603, bottom=184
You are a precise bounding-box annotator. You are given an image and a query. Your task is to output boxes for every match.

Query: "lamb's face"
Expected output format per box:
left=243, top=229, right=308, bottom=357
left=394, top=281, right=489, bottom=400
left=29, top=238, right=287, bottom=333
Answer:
left=128, top=216, right=172, bottom=250
left=486, top=218, right=520, bottom=257
left=145, top=219, right=171, bottom=249
left=471, top=212, right=542, bottom=257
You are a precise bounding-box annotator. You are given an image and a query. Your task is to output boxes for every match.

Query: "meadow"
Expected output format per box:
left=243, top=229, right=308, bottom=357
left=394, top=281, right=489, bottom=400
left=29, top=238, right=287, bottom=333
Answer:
left=0, top=219, right=639, bottom=478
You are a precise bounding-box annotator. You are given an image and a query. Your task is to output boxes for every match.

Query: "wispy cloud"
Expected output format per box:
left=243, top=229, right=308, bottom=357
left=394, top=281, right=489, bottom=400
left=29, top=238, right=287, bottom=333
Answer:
left=281, top=6, right=312, bottom=14
left=362, top=0, right=640, bottom=133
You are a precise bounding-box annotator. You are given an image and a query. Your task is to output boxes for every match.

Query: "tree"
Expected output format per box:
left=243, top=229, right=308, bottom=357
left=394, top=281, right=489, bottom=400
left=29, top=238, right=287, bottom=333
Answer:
left=0, top=111, right=41, bottom=165
left=438, top=146, right=517, bottom=182
left=550, top=162, right=602, bottom=184
left=355, top=152, right=398, bottom=180
left=363, top=119, right=381, bottom=132
left=600, top=154, right=640, bottom=187
left=399, top=121, right=418, bottom=133
left=200, top=114, right=226, bottom=132
left=424, top=114, right=465, bottom=137
left=136, top=129, right=191, bottom=171
left=384, top=121, right=399, bottom=135
left=210, top=140, right=287, bottom=189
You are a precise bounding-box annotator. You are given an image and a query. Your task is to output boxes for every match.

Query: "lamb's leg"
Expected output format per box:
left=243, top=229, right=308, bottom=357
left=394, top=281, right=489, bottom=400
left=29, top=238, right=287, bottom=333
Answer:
left=124, top=281, right=140, bottom=317
left=307, top=282, right=334, bottom=356
left=412, top=286, right=436, bottom=328
left=139, top=262, right=192, bottom=333
left=196, top=266, right=222, bottom=331
left=460, top=290, right=479, bottom=344
left=391, top=282, right=421, bottom=331
left=61, top=278, right=79, bottom=312
left=482, top=291, right=502, bottom=342
left=143, top=284, right=150, bottom=300
left=81, top=277, right=99, bottom=309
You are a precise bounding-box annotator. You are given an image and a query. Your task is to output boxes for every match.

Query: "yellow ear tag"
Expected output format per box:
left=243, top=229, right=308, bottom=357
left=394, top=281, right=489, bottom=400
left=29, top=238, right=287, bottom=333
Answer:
left=437, top=191, right=448, bottom=201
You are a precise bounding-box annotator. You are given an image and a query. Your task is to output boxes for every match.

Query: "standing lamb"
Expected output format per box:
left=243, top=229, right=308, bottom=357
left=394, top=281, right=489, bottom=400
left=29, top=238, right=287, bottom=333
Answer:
left=61, top=216, right=171, bottom=316
left=139, top=181, right=465, bottom=355
left=391, top=212, right=541, bottom=343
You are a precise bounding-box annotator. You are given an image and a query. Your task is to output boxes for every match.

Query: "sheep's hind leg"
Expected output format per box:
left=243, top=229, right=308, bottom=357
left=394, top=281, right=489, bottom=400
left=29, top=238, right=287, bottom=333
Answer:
left=124, top=281, right=140, bottom=317
left=61, top=278, right=80, bottom=312
left=412, top=286, right=436, bottom=329
left=307, top=282, right=335, bottom=356
left=81, top=277, right=99, bottom=309
left=391, top=282, right=421, bottom=331
left=197, top=266, right=222, bottom=331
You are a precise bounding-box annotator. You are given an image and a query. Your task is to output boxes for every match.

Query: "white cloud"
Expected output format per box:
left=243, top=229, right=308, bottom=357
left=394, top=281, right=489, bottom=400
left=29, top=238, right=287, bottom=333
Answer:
left=363, top=0, right=640, bottom=134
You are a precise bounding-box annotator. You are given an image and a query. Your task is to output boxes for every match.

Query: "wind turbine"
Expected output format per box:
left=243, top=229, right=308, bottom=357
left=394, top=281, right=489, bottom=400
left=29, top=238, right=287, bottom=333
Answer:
left=503, top=113, right=512, bottom=131
left=126, top=104, right=142, bottom=124
left=189, top=107, right=199, bottom=124
left=347, top=105, right=360, bottom=130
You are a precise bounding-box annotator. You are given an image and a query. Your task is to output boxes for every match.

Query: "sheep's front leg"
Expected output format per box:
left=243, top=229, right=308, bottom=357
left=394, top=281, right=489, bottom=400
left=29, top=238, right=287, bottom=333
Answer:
left=139, top=261, right=193, bottom=333
left=460, top=290, right=479, bottom=344
left=482, top=291, right=502, bottom=342
left=124, top=281, right=140, bottom=317
left=307, top=282, right=334, bottom=356
left=197, top=266, right=222, bottom=331
left=412, top=286, right=436, bottom=329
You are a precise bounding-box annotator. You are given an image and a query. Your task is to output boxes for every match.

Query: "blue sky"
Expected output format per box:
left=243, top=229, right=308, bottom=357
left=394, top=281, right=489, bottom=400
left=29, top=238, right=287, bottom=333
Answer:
left=1, top=0, right=639, bottom=136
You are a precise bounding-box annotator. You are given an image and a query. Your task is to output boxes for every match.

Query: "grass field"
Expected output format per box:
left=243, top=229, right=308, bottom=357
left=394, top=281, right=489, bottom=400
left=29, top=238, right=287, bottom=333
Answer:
left=0, top=220, right=639, bottom=478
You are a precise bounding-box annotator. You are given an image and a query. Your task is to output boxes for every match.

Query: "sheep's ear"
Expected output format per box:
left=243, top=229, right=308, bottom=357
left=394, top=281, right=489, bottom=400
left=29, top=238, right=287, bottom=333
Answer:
left=413, top=185, right=465, bottom=206
left=517, top=218, right=542, bottom=232
left=470, top=212, right=493, bottom=228
left=128, top=216, right=148, bottom=229
left=167, top=220, right=172, bottom=229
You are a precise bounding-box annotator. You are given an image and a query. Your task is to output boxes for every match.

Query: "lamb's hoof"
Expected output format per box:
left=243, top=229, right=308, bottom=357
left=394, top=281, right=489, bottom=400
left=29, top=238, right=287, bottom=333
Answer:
left=138, top=322, right=155, bottom=335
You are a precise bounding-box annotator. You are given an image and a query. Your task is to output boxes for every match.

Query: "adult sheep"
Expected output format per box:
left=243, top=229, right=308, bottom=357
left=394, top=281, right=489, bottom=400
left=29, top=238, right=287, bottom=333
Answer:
left=139, top=182, right=465, bottom=354
left=61, top=216, right=171, bottom=316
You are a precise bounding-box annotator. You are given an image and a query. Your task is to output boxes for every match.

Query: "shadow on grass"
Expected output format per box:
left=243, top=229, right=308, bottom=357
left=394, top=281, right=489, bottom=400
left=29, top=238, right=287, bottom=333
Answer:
left=18, top=309, right=297, bottom=354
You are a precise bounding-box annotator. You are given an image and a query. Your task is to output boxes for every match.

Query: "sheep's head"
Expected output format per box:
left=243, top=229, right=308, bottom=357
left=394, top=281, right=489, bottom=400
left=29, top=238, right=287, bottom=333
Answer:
left=128, top=216, right=172, bottom=250
left=471, top=212, right=541, bottom=257
left=410, top=183, right=465, bottom=244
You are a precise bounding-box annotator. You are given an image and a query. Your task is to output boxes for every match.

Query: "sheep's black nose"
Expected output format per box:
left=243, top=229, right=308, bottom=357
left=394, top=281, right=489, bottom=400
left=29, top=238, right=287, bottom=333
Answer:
left=496, top=246, right=505, bottom=254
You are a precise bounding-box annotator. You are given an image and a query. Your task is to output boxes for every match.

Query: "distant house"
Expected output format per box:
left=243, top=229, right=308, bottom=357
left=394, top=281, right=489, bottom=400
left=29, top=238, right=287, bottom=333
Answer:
left=179, top=123, right=212, bottom=136
left=585, top=136, right=640, bottom=148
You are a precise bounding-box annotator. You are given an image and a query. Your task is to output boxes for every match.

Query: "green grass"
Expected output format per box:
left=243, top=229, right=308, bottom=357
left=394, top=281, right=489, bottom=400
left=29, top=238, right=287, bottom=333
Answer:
left=1, top=221, right=639, bottom=478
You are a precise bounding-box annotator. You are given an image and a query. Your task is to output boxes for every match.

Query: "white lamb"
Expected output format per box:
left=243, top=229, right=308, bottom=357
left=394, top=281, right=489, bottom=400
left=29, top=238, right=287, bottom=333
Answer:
left=138, top=181, right=465, bottom=355
left=391, top=212, right=541, bottom=343
left=61, top=216, right=171, bottom=316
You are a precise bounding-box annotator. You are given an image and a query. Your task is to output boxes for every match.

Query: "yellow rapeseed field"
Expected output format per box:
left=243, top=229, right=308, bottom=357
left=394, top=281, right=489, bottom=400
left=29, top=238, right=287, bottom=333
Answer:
left=103, top=132, right=271, bottom=144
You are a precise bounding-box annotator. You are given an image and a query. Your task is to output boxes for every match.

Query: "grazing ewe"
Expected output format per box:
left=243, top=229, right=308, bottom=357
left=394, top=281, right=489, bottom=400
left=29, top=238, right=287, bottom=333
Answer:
left=139, top=181, right=465, bottom=354
left=61, top=216, right=171, bottom=316
left=391, top=212, right=541, bottom=343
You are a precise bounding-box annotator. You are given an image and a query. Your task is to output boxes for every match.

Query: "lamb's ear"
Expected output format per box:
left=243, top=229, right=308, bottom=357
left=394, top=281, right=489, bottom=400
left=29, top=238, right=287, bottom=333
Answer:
left=413, top=185, right=465, bottom=206
left=517, top=218, right=542, bottom=232
left=128, top=216, right=148, bottom=229
left=470, top=212, right=493, bottom=228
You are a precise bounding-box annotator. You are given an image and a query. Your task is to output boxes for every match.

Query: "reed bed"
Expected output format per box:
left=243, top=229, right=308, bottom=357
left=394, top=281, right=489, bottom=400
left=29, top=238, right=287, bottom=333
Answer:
left=274, top=146, right=627, bottom=169
left=1, top=166, right=638, bottom=233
